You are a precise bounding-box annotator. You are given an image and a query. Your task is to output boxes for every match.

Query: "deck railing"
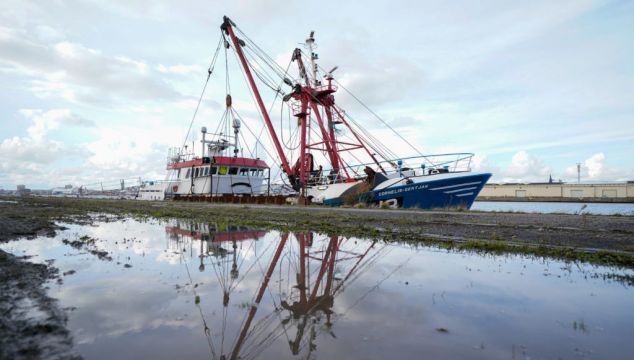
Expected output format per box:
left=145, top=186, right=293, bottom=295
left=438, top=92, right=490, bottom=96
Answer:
left=307, top=153, right=474, bottom=186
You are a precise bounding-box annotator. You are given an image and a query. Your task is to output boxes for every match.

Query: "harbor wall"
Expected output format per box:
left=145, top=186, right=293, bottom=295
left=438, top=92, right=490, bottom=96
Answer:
left=478, top=182, right=634, bottom=203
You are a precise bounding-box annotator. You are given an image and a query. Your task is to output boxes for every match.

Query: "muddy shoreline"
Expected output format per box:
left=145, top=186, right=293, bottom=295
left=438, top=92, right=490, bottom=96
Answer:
left=1, top=196, right=633, bottom=358
left=0, top=198, right=79, bottom=359
left=2, top=196, right=634, bottom=262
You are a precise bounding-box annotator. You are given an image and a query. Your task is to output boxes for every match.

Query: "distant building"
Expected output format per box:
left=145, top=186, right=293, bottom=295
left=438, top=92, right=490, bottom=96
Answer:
left=51, top=186, right=78, bottom=196
left=478, top=181, right=634, bottom=202
left=16, top=184, right=31, bottom=196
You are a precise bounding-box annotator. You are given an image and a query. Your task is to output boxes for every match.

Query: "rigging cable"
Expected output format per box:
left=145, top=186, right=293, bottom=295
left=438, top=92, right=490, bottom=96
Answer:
left=181, top=253, right=218, bottom=359
left=333, top=78, right=424, bottom=157
left=234, top=25, right=291, bottom=79
left=292, top=51, right=398, bottom=166
left=229, top=49, right=289, bottom=177
left=307, top=54, right=425, bottom=158
left=181, top=35, right=223, bottom=151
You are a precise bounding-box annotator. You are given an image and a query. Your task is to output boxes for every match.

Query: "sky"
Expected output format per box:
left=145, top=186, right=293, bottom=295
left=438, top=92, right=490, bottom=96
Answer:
left=1, top=0, right=633, bottom=189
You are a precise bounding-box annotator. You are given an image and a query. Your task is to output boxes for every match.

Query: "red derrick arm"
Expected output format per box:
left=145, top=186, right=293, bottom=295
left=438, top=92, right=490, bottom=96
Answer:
left=231, top=232, right=290, bottom=359
left=222, top=17, right=294, bottom=179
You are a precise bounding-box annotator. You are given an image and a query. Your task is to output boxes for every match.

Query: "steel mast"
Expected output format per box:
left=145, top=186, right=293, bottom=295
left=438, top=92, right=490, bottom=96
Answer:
left=221, top=16, right=387, bottom=191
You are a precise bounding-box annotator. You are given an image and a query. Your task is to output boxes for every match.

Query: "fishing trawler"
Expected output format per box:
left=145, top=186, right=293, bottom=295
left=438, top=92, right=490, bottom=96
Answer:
left=137, top=96, right=271, bottom=200
left=144, top=16, right=491, bottom=208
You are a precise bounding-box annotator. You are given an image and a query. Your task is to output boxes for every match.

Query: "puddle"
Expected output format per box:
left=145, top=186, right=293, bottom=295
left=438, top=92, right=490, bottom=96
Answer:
left=1, top=217, right=633, bottom=359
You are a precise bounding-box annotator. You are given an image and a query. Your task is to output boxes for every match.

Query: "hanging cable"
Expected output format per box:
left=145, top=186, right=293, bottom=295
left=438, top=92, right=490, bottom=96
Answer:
left=181, top=35, right=223, bottom=151
left=333, top=78, right=423, bottom=157
left=234, top=25, right=291, bottom=79
left=306, top=55, right=425, bottom=158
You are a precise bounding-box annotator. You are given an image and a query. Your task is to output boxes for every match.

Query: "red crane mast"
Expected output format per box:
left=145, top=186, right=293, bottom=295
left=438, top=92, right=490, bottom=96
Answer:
left=221, top=16, right=386, bottom=190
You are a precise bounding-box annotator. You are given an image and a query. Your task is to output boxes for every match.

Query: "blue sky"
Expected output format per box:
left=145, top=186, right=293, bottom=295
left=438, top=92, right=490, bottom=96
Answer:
left=1, top=0, right=633, bottom=189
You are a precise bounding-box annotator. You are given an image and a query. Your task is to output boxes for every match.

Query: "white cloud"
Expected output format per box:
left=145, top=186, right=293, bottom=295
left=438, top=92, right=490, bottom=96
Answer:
left=0, top=31, right=181, bottom=104
left=506, top=151, right=550, bottom=177
left=565, top=153, right=604, bottom=180
left=0, top=136, right=66, bottom=164
left=584, top=152, right=605, bottom=178
left=82, top=122, right=190, bottom=183
left=0, top=135, right=84, bottom=188
left=33, top=24, right=64, bottom=41
left=562, top=152, right=634, bottom=182
left=157, top=64, right=202, bottom=75
left=471, top=154, right=500, bottom=175
left=489, top=151, right=634, bottom=183
left=336, top=56, right=426, bottom=107
left=20, top=108, right=94, bottom=141
left=0, top=112, right=184, bottom=188
left=0, top=109, right=95, bottom=187
left=497, top=151, right=552, bottom=182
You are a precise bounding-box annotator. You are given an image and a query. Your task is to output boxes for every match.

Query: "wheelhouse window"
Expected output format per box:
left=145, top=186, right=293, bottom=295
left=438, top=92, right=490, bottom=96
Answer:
left=210, top=166, right=217, bottom=175
left=250, top=168, right=258, bottom=176
left=218, top=166, right=227, bottom=175
left=194, top=168, right=199, bottom=178
left=228, top=167, right=238, bottom=175
left=204, top=167, right=209, bottom=176
left=239, top=168, right=249, bottom=176
left=185, top=169, right=191, bottom=179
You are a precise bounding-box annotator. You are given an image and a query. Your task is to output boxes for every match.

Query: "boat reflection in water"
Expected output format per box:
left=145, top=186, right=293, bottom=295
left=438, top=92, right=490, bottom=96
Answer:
left=3, top=217, right=632, bottom=359
left=164, top=220, right=385, bottom=359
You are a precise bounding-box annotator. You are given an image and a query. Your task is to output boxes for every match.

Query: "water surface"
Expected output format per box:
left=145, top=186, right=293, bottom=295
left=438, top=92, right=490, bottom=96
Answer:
left=472, top=200, right=634, bottom=215
left=1, top=217, right=633, bottom=359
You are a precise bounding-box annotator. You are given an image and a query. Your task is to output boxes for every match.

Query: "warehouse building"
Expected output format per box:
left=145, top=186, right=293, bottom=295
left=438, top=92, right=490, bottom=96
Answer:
left=478, top=181, right=634, bottom=202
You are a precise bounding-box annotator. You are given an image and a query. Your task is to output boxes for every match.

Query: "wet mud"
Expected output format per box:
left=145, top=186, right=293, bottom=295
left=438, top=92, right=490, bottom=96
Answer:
left=62, top=236, right=112, bottom=261
left=0, top=250, right=80, bottom=359
left=0, top=199, right=81, bottom=359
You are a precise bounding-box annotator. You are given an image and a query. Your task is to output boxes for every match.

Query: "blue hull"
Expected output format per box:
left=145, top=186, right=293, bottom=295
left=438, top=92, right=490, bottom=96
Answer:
left=373, top=173, right=492, bottom=209
left=323, top=173, right=491, bottom=209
